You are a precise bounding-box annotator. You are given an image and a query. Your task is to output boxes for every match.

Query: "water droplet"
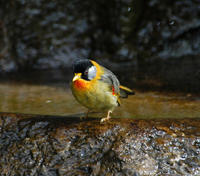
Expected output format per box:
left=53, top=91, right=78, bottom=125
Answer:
left=169, top=20, right=175, bottom=25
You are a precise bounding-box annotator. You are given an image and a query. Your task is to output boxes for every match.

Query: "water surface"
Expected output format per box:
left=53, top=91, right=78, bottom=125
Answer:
left=0, top=82, right=199, bottom=119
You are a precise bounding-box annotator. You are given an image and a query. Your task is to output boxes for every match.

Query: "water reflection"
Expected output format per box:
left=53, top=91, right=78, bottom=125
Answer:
left=0, top=82, right=199, bottom=119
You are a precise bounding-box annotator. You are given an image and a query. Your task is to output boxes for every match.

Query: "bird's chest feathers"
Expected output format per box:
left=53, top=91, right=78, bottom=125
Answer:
left=73, top=79, right=90, bottom=90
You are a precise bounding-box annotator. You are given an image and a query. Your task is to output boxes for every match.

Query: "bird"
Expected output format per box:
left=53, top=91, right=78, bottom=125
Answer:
left=71, top=59, right=134, bottom=122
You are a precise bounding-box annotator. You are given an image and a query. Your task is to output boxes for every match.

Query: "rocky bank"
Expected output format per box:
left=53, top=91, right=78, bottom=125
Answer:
left=0, top=112, right=200, bottom=175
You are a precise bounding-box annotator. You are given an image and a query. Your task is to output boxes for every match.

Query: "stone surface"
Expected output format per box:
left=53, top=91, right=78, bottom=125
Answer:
left=0, top=112, right=200, bottom=175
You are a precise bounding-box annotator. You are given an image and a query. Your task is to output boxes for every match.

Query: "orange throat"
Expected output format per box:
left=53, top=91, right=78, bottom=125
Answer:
left=73, top=79, right=89, bottom=90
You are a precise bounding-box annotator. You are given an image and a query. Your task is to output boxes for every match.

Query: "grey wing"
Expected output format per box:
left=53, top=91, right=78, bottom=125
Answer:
left=99, top=66, right=120, bottom=95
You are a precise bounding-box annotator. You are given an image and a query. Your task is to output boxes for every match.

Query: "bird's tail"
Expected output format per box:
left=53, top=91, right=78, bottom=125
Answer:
left=119, top=85, right=135, bottom=98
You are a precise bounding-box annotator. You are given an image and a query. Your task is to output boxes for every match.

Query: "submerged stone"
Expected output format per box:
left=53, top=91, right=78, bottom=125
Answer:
left=0, top=112, right=200, bottom=175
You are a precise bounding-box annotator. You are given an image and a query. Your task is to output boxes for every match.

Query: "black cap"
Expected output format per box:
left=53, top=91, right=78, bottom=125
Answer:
left=73, top=59, right=93, bottom=73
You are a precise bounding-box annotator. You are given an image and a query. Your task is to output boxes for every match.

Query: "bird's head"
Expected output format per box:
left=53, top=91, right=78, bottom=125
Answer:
left=72, top=59, right=97, bottom=82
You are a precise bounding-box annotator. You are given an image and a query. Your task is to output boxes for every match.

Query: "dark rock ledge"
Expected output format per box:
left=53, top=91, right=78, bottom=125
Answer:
left=0, top=112, right=200, bottom=176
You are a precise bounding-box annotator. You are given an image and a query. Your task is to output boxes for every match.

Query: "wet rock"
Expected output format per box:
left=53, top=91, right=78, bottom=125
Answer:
left=0, top=0, right=200, bottom=91
left=126, top=0, right=200, bottom=92
left=0, top=0, right=128, bottom=72
left=0, top=112, right=200, bottom=175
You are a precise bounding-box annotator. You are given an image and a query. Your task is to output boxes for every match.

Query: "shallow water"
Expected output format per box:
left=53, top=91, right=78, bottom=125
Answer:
left=0, top=82, right=199, bottom=119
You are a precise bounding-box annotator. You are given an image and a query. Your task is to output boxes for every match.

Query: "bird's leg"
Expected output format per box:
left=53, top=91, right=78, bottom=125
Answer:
left=85, top=109, right=90, bottom=118
left=100, top=110, right=112, bottom=123
left=80, top=109, right=90, bottom=120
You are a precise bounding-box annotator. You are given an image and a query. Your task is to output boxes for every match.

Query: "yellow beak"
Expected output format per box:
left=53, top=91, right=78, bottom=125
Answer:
left=73, top=73, right=82, bottom=82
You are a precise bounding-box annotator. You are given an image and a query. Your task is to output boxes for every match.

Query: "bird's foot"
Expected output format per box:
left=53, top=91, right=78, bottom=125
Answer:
left=100, top=110, right=112, bottom=123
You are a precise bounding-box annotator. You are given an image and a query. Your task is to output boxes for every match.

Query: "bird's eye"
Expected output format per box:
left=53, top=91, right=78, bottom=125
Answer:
left=85, top=71, right=88, bottom=75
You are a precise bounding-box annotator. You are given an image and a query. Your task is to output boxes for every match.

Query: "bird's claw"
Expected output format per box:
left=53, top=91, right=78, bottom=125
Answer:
left=100, top=110, right=112, bottom=123
left=100, top=116, right=111, bottom=123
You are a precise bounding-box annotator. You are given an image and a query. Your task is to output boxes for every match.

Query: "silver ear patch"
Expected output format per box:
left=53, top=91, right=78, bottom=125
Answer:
left=88, top=66, right=97, bottom=80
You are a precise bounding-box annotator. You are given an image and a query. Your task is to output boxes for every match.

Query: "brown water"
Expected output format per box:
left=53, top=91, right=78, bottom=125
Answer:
left=0, top=82, right=199, bottom=119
